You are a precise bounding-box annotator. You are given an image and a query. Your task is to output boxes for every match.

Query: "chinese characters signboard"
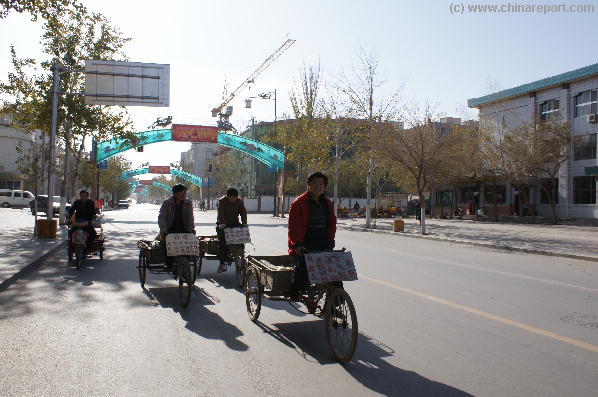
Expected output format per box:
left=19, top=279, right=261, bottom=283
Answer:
left=224, top=227, right=251, bottom=244
left=305, top=251, right=357, bottom=284
left=165, top=233, right=199, bottom=257
left=171, top=124, right=218, bottom=143
left=148, top=166, right=170, bottom=174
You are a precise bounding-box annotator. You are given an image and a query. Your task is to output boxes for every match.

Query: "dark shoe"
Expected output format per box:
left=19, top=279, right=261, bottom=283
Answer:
left=305, top=297, right=318, bottom=314
left=289, top=289, right=300, bottom=301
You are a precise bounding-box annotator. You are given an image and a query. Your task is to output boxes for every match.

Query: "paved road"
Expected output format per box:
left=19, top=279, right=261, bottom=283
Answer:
left=1, top=204, right=597, bottom=396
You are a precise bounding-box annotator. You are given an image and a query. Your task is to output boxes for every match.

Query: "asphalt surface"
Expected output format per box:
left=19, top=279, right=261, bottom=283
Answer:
left=1, top=204, right=597, bottom=397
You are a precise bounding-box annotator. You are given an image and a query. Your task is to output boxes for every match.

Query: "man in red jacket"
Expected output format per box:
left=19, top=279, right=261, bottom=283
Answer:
left=288, top=172, right=338, bottom=299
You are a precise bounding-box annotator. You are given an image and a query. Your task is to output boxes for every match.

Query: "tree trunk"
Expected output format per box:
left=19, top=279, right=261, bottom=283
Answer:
left=492, top=175, right=499, bottom=222
left=333, top=137, right=340, bottom=218
left=550, top=175, right=559, bottom=224
left=419, top=189, right=426, bottom=235
left=365, top=149, right=373, bottom=228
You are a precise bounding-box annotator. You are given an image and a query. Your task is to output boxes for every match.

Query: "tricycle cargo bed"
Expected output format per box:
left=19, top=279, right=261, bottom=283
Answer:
left=247, top=255, right=298, bottom=293
left=138, top=239, right=165, bottom=264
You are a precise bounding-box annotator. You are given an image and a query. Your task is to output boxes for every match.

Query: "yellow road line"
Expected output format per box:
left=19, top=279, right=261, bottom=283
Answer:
left=360, top=274, right=598, bottom=354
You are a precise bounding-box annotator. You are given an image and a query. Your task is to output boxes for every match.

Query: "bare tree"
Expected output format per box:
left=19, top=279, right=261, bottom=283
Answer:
left=335, top=48, right=402, bottom=228
left=379, top=105, right=464, bottom=234
left=503, top=120, right=571, bottom=224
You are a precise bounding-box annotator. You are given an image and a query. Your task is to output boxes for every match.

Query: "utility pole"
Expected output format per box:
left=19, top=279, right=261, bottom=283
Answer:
left=59, top=121, right=70, bottom=225
left=47, top=62, right=60, bottom=220
left=272, top=89, right=278, bottom=217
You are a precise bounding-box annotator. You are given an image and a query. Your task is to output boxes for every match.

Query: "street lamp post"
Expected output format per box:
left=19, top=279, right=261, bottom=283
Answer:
left=245, top=90, right=280, bottom=217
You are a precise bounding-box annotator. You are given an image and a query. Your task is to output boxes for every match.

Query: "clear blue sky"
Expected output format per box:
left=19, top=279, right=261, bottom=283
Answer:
left=1, top=0, right=597, bottom=169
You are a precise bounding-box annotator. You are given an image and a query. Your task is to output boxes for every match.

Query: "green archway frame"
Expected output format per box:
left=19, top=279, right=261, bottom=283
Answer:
left=97, top=128, right=284, bottom=171
left=120, top=168, right=203, bottom=187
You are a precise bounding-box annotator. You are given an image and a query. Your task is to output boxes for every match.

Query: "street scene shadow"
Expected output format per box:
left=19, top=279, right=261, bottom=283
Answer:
left=263, top=320, right=473, bottom=396
left=149, top=285, right=249, bottom=352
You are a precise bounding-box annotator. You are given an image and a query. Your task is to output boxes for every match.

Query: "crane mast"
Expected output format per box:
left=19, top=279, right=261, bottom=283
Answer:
left=211, top=38, right=296, bottom=131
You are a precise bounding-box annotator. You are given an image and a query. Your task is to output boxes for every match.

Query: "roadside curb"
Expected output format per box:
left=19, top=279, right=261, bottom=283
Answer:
left=336, top=224, right=598, bottom=263
left=0, top=239, right=66, bottom=292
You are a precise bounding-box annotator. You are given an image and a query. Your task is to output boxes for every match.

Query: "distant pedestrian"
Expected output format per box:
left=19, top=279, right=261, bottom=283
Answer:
left=415, top=200, right=421, bottom=224
left=353, top=202, right=360, bottom=215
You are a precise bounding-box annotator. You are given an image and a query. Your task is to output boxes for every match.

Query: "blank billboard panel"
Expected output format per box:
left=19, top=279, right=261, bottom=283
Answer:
left=85, top=60, right=169, bottom=107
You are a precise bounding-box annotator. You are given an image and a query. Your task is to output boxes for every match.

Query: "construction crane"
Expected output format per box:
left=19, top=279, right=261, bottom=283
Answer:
left=211, top=38, right=296, bottom=132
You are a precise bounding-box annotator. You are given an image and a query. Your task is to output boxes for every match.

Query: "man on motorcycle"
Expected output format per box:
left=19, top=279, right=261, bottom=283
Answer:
left=158, top=184, right=196, bottom=268
left=67, top=190, right=98, bottom=248
left=287, top=172, right=340, bottom=300
left=216, top=187, right=247, bottom=273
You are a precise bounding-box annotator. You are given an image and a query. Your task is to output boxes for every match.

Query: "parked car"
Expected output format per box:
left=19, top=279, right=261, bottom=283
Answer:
left=0, top=189, right=35, bottom=208
left=30, top=195, right=71, bottom=217
left=117, top=200, right=130, bottom=209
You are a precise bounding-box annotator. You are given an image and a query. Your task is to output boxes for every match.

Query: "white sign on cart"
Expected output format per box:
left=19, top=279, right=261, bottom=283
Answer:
left=305, top=251, right=358, bottom=284
left=165, top=233, right=199, bottom=257
left=224, top=226, right=251, bottom=244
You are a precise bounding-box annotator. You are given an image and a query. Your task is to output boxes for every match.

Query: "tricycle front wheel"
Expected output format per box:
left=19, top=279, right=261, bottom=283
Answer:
left=177, top=256, right=193, bottom=308
left=138, top=252, right=146, bottom=288
left=325, top=288, right=358, bottom=363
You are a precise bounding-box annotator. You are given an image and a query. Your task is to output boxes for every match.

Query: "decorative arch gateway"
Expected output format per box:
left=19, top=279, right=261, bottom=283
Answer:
left=120, top=167, right=203, bottom=187
left=97, top=125, right=284, bottom=171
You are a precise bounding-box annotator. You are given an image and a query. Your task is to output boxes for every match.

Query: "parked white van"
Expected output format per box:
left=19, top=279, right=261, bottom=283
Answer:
left=0, top=189, right=35, bottom=208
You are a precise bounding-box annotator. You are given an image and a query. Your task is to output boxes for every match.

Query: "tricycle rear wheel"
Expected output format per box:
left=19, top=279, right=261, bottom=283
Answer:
left=244, top=266, right=262, bottom=322
left=325, top=288, right=358, bottom=363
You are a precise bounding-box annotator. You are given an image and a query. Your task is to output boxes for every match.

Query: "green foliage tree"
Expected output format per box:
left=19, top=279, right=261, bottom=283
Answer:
left=0, top=2, right=134, bottom=200
left=0, top=0, right=74, bottom=20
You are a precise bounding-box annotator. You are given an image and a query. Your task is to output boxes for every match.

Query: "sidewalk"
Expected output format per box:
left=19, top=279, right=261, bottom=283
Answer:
left=0, top=208, right=67, bottom=290
left=334, top=216, right=598, bottom=262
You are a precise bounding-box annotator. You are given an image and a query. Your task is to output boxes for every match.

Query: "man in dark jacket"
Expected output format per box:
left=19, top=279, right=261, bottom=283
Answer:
left=158, top=184, right=195, bottom=268
left=158, top=184, right=195, bottom=235
left=287, top=172, right=338, bottom=299
left=216, top=187, right=247, bottom=273
left=68, top=190, right=98, bottom=248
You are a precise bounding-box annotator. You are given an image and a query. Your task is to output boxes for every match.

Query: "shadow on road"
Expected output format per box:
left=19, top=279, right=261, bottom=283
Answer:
left=148, top=285, right=249, bottom=352
left=257, top=320, right=473, bottom=396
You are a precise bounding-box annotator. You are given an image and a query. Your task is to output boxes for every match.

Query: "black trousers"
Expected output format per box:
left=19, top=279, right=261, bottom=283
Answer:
left=69, top=225, right=96, bottom=248
left=290, top=243, right=343, bottom=296
left=216, top=223, right=241, bottom=264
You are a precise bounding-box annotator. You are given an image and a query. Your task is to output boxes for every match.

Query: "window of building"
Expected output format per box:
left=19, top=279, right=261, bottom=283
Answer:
left=573, top=176, right=596, bottom=204
left=574, top=90, right=598, bottom=117
left=539, top=178, right=558, bottom=204
left=573, top=134, right=597, bottom=161
left=439, top=127, right=448, bottom=136
left=435, top=190, right=454, bottom=207
left=484, top=185, right=506, bottom=204
left=539, top=99, right=560, bottom=122
left=0, top=181, right=20, bottom=190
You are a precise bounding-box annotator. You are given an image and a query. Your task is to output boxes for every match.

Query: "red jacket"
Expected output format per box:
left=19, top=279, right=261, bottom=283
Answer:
left=287, top=191, right=337, bottom=254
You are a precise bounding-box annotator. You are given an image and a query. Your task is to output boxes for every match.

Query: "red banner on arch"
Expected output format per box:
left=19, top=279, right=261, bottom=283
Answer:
left=171, top=124, right=218, bottom=143
left=149, top=166, right=170, bottom=174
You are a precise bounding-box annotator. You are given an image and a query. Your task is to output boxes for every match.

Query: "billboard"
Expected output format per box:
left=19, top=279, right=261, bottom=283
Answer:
left=139, top=180, right=153, bottom=185
left=85, top=60, right=170, bottom=107
left=171, top=124, right=218, bottom=143
left=149, top=166, right=170, bottom=174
